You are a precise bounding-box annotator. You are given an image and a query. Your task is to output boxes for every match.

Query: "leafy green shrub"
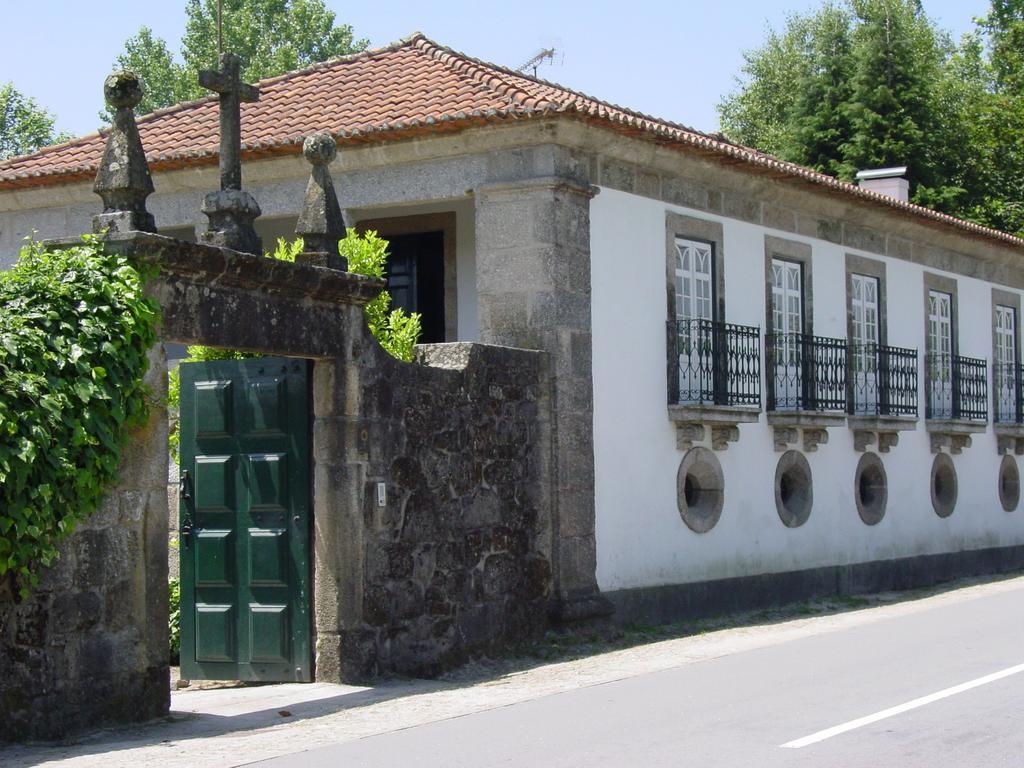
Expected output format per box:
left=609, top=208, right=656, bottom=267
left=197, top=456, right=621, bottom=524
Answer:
left=168, top=577, right=181, bottom=664
left=266, top=235, right=303, bottom=263
left=340, top=228, right=422, bottom=363
left=0, top=235, right=157, bottom=596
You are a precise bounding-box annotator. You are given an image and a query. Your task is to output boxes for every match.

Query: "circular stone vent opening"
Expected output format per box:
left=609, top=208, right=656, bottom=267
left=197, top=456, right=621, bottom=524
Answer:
left=930, top=453, right=958, bottom=518
left=999, top=455, right=1020, bottom=512
left=676, top=447, right=725, bottom=533
left=775, top=451, right=813, bottom=528
left=855, top=453, right=888, bottom=526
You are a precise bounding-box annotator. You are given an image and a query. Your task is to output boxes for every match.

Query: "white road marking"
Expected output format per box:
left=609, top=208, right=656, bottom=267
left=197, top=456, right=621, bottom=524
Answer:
left=781, top=662, right=1024, bottom=749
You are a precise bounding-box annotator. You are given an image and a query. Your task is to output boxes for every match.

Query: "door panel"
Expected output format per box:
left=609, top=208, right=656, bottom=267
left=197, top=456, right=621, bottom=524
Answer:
left=179, top=357, right=312, bottom=682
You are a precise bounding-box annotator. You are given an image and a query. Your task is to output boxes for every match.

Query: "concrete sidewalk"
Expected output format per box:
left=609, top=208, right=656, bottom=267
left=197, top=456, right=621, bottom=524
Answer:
left=3, top=575, right=1022, bottom=768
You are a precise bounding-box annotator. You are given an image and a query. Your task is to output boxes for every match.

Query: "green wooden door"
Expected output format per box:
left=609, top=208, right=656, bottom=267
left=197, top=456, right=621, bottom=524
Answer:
left=178, top=357, right=312, bottom=682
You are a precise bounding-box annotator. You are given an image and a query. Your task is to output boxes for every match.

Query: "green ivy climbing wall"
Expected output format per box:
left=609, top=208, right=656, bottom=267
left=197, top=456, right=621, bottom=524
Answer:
left=0, top=236, right=157, bottom=596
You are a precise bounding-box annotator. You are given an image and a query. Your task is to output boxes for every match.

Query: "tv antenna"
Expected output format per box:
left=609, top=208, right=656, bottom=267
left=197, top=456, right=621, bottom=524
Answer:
left=516, top=48, right=557, bottom=78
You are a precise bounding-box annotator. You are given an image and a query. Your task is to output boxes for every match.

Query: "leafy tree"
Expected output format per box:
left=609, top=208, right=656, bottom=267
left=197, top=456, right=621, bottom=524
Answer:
left=113, top=27, right=193, bottom=118
left=983, top=0, right=1024, bottom=95
left=717, top=0, right=1024, bottom=234
left=111, top=0, right=368, bottom=118
left=928, top=33, right=997, bottom=217
left=977, top=0, right=1024, bottom=234
left=717, top=15, right=815, bottom=156
left=0, top=83, right=71, bottom=160
left=182, top=0, right=368, bottom=84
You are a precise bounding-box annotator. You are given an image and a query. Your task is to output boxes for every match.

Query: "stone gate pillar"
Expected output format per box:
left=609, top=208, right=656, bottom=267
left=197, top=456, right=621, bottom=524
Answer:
left=474, top=176, right=611, bottom=622
left=0, top=347, right=170, bottom=741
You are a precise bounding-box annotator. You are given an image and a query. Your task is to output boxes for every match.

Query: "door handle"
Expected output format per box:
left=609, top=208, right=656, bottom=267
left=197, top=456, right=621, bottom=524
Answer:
left=179, top=470, right=196, bottom=548
left=180, top=516, right=199, bottom=548
left=178, top=469, right=191, bottom=501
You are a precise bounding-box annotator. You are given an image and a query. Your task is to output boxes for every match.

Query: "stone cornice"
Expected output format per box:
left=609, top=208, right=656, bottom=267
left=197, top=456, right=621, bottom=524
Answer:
left=10, top=117, right=1024, bottom=288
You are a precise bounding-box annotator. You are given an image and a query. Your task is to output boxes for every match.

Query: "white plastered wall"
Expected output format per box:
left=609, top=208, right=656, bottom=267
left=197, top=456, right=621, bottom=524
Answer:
left=590, top=186, right=1024, bottom=592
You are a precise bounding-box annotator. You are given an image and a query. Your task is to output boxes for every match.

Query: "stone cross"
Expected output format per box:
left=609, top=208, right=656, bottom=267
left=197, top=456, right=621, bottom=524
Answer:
left=198, top=52, right=262, bottom=255
left=93, top=71, right=156, bottom=234
left=199, top=52, right=258, bottom=192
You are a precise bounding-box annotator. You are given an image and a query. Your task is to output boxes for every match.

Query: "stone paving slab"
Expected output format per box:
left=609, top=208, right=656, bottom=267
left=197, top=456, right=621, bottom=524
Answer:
left=3, top=575, right=1022, bottom=768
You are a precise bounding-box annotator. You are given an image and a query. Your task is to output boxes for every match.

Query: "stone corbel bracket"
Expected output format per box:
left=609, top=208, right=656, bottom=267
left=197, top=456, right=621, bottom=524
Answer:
left=767, top=411, right=847, bottom=452
left=926, top=419, right=987, bottom=454
left=994, top=424, right=1024, bottom=455
left=847, top=414, right=918, bottom=453
left=669, top=404, right=760, bottom=452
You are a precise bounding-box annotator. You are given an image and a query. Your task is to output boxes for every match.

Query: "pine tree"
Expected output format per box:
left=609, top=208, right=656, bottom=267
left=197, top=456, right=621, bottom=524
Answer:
left=841, top=0, right=947, bottom=203
left=782, top=4, right=856, bottom=178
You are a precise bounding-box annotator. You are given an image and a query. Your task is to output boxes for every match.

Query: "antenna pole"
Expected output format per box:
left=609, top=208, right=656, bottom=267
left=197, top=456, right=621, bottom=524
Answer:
left=516, top=47, right=557, bottom=77
left=217, top=0, right=223, bottom=55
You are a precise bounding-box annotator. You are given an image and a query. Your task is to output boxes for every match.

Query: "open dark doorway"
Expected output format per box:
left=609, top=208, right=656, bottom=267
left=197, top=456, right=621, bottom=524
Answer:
left=384, top=231, right=446, bottom=344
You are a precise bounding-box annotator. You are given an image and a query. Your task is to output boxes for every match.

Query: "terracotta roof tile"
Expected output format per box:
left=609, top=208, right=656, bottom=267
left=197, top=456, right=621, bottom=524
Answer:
left=1, top=33, right=1021, bottom=250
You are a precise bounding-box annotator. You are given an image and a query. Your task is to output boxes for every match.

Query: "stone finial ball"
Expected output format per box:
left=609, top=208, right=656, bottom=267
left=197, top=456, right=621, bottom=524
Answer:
left=104, top=71, right=144, bottom=109
left=303, top=133, right=337, bottom=166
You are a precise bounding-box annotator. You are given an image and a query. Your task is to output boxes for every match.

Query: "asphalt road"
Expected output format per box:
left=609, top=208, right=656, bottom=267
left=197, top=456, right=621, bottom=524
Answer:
left=254, top=585, right=1024, bottom=767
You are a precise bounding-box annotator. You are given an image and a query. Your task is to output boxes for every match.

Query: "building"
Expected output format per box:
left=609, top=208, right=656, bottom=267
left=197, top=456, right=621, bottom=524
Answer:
left=2, top=33, right=1023, bottom=626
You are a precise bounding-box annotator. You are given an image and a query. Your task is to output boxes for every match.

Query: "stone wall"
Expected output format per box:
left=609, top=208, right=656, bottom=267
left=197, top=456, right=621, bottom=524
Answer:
left=0, top=349, right=170, bottom=742
left=0, top=227, right=550, bottom=739
left=314, top=341, right=550, bottom=681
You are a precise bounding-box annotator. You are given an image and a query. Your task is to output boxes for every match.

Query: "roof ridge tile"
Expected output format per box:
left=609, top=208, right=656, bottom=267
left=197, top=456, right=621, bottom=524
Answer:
left=411, top=36, right=555, bottom=111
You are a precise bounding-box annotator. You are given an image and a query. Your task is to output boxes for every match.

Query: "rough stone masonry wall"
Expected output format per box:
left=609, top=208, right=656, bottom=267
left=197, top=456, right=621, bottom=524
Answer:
left=0, top=349, right=170, bottom=742
left=317, top=342, right=550, bottom=680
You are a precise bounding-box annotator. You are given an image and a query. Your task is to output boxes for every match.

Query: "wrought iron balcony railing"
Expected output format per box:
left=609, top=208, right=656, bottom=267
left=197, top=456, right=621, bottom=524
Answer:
left=671, top=318, right=761, bottom=407
left=848, top=343, right=918, bottom=417
left=925, top=352, right=988, bottom=421
left=993, top=362, right=1024, bottom=424
left=767, top=332, right=847, bottom=411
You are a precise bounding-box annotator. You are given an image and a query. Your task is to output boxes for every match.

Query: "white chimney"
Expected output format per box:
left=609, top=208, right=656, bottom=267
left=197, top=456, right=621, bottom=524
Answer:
left=855, top=166, right=909, bottom=202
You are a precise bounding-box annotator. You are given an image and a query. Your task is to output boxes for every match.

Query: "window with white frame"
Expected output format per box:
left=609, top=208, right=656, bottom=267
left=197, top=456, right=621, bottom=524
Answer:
left=674, top=238, right=713, bottom=322
left=996, top=305, right=1017, bottom=369
left=674, top=237, right=715, bottom=403
left=995, top=303, right=1018, bottom=422
left=850, top=273, right=880, bottom=413
left=928, top=289, right=954, bottom=417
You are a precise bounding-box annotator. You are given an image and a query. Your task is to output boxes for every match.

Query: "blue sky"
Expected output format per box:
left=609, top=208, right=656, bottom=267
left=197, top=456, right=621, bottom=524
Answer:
left=0, top=0, right=992, bottom=140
